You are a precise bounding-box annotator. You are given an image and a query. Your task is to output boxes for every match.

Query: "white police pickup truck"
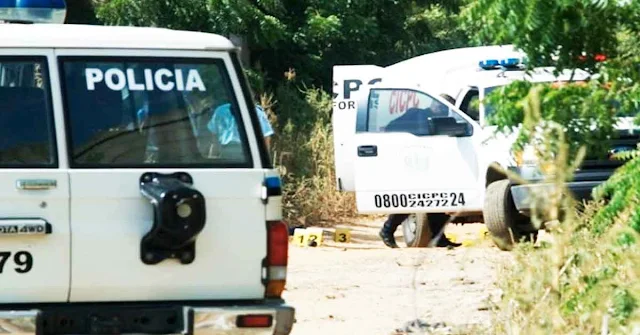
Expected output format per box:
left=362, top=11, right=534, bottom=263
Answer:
left=0, top=1, right=294, bottom=335
left=332, top=45, right=639, bottom=250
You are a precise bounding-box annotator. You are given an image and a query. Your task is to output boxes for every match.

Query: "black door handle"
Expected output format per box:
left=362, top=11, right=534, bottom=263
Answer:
left=358, top=145, right=378, bottom=157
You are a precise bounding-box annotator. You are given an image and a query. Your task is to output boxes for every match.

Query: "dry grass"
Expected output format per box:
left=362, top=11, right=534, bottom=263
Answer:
left=258, top=88, right=359, bottom=227
left=488, top=87, right=640, bottom=335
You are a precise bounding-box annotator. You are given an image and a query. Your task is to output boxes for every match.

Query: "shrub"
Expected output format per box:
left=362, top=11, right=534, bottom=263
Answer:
left=260, top=83, right=357, bottom=226
left=489, top=88, right=640, bottom=335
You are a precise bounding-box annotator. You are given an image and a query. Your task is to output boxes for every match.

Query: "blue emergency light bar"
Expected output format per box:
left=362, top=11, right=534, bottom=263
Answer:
left=0, top=0, right=67, bottom=24
left=479, top=56, right=526, bottom=70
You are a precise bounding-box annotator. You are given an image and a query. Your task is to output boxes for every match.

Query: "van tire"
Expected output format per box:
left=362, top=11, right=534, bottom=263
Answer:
left=402, top=213, right=449, bottom=248
left=484, top=180, right=538, bottom=251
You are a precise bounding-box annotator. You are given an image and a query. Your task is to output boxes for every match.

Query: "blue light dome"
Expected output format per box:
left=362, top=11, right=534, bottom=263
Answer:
left=0, top=0, right=66, bottom=23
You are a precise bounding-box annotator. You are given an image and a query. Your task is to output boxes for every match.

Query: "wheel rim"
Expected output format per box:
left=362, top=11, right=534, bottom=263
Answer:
left=402, top=214, right=418, bottom=244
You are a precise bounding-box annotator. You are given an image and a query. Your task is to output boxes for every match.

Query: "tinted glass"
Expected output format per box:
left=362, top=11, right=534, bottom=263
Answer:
left=366, top=88, right=469, bottom=136
left=0, top=58, right=56, bottom=167
left=60, top=57, right=252, bottom=168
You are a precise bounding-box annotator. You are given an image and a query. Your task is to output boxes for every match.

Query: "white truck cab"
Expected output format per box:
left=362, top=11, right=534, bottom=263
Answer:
left=332, top=45, right=639, bottom=250
left=0, top=2, right=294, bottom=335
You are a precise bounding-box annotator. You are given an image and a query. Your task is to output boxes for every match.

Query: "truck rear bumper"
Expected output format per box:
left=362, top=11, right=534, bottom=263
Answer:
left=510, top=180, right=602, bottom=215
left=0, top=301, right=295, bottom=335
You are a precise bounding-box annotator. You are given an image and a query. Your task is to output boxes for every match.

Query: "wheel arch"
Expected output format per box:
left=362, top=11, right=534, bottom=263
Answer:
left=485, top=162, right=507, bottom=188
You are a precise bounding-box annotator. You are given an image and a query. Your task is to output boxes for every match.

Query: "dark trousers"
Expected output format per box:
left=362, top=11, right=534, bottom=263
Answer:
left=382, top=213, right=447, bottom=236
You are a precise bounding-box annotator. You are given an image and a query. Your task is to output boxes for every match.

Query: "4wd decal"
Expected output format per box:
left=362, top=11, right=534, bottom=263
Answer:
left=373, top=192, right=466, bottom=208
left=0, top=221, right=51, bottom=235
left=85, top=68, right=206, bottom=92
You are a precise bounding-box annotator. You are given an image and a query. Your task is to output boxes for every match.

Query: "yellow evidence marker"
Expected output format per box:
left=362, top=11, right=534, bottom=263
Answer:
left=293, top=228, right=307, bottom=247
left=334, top=228, right=351, bottom=243
left=306, top=228, right=324, bottom=247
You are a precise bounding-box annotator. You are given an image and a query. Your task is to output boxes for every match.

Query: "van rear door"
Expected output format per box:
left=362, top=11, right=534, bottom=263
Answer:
left=56, top=49, right=269, bottom=302
left=0, top=51, right=71, bottom=303
left=332, top=65, right=384, bottom=191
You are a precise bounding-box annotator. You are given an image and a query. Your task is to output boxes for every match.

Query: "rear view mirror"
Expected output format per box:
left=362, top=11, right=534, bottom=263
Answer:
left=428, top=117, right=471, bottom=137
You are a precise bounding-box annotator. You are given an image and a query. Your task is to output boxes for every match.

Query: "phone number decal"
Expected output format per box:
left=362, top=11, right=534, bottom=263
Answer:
left=374, top=192, right=466, bottom=208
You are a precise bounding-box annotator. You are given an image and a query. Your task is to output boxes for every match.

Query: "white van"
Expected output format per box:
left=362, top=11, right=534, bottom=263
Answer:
left=332, top=45, right=638, bottom=250
left=0, top=2, right=294, bottom=335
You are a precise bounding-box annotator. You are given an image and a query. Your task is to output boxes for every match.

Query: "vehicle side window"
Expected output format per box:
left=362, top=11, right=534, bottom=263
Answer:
left=59, top=57, right=253, bottom=168
left=0, top=58, right=56, bottom=168
left=459, top=89, right=480, bottom=121
left=365, top=88, right=473, bottom=137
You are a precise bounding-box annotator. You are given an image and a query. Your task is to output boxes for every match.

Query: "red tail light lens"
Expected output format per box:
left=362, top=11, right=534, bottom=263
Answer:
left=265, top=220, right=288, bottom=298
left=267, top=221, right=288, bottom=266
left=236, top=314, right=273, bottom=328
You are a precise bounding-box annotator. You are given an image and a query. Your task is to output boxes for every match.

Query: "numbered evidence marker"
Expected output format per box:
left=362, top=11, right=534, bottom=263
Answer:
left=293, top=228, right=307, bottom=247
left=334, top=228, right=351, bottom=243
left=306, top=228, right=324, bottom=247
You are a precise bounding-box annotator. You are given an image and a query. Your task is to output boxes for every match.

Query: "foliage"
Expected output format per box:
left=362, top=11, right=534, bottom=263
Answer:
left=95, top=0, right=472, bottom=92
left=261, top=85, right=356, bottom=225
left=488, top=90, right=640, bottom=335
left=462, top=0, right=627, bottom=73
left=65, top=0, right=100, bottom=24
left=465, top=0, right=640, bottom=332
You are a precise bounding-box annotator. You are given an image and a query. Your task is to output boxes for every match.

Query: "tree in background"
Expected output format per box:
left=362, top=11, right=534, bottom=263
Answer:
left=65, top=0, right=100, bottom=24
left=463, top=1, right=640, bottom=332
left=94, top=0, right=471, bottom=90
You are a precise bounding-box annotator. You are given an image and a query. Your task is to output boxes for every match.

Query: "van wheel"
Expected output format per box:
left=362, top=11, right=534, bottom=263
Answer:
left=402, top=213, right=449, bottom=248
left=484, top=180, right=538, bottom=251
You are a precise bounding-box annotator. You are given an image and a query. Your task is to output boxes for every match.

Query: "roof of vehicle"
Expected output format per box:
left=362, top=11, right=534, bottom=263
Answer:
left=0, top=23, right=236, bottom=50
left=457, top=66, right=593, bottom=89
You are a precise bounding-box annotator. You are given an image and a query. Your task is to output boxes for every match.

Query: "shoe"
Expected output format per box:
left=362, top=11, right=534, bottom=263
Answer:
left=435, top=234, right=462, bottom=248
left=379, top=228, right=399, bottom=248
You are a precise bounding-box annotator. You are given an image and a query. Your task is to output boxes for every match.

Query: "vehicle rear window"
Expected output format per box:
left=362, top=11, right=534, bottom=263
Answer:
left=59, top=57, right=252, bottom=168
left=0, top=57, right=56, bottom=168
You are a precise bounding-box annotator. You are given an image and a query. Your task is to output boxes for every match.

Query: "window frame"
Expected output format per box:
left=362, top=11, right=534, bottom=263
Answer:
left=363, top=87, right=475, bottom=137
left=0, top=55, right=58, bottom=169
left=57, top=55, right=255, bottom=169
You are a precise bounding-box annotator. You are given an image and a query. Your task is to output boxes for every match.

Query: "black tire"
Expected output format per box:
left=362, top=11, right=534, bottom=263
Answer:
left=402, top=213, right=449, bottom=248
left=484, top=179, right=538, bottom=251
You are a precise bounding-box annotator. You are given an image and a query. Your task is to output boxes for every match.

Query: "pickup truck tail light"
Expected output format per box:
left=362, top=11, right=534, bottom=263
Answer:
left=265, top=220, right=288, bottom=298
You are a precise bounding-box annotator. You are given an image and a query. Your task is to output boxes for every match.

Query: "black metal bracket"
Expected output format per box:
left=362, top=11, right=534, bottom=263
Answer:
left=139, top=172, right=206, bottom=265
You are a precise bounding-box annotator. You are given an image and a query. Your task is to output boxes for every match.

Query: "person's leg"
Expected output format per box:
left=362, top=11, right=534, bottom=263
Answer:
left=379, top=214, right=409, bottom=248
left=428, top=215, right=461, bottom=248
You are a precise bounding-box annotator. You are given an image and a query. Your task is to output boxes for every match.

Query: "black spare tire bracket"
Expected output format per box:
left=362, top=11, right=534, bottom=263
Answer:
left=139, top=172, right=206, bottom=265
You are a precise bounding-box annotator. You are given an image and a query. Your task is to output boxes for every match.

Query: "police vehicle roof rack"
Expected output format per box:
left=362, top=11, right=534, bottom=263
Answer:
left=0, top=0, right=67, bottom=24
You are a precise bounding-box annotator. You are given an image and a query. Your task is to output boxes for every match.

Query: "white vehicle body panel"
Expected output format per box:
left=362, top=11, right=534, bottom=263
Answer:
left=350, top=83, right=484, bottom=214
left=0, top=48, right=70, bottom=303
left=0, top=24, right=235, bottom=50
left=332, top=65, right=384, bottom=191
left=51, top=48, right=268, bottom=302
left=67, top=169, right=267, bottom=302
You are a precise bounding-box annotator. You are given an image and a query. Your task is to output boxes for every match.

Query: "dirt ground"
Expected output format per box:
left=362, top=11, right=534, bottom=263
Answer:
left=282, top=218, right=521, bottom=335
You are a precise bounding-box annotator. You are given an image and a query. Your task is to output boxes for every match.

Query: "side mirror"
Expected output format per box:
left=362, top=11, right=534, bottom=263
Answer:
left=428, top=117, right=471, bottom=137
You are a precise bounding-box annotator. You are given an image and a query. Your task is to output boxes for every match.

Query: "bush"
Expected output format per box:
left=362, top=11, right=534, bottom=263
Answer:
left=489, top=89, right=640, bottom=334
left=259, top=83, right=357, bottom=226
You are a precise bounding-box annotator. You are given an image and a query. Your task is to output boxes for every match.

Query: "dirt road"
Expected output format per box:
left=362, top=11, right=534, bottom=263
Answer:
left=282, top=219, right=516, bottom=335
